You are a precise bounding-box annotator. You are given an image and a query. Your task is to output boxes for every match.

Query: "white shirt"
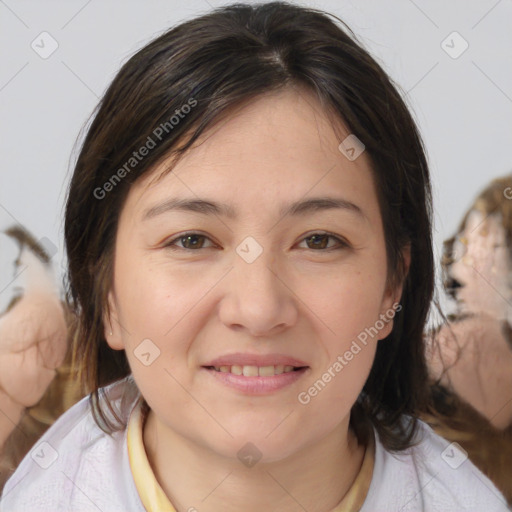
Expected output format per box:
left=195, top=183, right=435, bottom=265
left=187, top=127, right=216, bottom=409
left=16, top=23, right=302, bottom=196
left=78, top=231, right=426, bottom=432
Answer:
left=1, top=376, right=509, bottom=512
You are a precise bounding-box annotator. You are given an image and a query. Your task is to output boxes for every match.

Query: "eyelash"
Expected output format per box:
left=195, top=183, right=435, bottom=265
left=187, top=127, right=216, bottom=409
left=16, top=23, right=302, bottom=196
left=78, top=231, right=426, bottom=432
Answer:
left=162, top=231, right=349, bottom=252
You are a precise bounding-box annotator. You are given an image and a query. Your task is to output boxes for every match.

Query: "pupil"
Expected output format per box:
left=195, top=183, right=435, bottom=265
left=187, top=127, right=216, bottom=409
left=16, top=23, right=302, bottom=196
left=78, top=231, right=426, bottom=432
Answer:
left=309, top=234, right=327, bottom=249
left=184, top=235, right=202, bottom=249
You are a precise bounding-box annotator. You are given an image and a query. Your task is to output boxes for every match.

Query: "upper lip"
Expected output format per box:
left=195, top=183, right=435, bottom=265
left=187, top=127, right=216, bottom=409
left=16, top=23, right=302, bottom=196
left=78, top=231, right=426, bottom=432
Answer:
left=203, top=353, right=309, bottom=367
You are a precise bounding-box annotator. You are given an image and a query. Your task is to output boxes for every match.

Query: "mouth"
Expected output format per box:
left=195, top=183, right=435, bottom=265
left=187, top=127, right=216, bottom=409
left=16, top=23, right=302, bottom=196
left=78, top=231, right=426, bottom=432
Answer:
left=202, top=364, right=308, bottom=377
left=201, top=364, right=310, bottom=394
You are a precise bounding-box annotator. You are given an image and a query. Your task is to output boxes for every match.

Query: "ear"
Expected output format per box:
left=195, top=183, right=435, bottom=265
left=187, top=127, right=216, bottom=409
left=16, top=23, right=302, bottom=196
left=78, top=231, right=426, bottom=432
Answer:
left=102, top=290, right=125, bottom=350
left=378, top=244, right=411, bottom=340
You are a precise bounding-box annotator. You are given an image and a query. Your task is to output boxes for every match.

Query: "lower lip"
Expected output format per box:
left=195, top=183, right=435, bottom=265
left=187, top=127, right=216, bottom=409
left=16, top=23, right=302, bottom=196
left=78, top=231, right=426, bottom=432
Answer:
left=202, top=367, right=309, bottom=394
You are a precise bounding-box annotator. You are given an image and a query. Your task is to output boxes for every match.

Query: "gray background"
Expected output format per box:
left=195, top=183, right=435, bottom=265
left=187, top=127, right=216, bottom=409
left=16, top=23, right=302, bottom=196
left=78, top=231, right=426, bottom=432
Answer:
left=1, top=0, right=511, bottom=322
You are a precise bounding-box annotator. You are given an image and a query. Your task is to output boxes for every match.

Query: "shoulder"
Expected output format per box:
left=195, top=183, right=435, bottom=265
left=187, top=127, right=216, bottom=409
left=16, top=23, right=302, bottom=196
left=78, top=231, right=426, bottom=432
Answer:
left=0, top=376, right=145, bottom=512
left=362, top=417, right=510, bottom=511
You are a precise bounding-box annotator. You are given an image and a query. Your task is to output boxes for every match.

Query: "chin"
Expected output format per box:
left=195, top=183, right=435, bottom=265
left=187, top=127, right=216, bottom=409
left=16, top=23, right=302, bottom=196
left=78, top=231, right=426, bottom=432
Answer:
left=195, top=426, right=306, bottom=466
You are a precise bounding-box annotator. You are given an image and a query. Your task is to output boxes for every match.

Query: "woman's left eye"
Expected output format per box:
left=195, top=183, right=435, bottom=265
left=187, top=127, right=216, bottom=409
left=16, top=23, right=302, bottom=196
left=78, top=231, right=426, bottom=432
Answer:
left=163, top=232, right=215, bottom=250
left=298, top=233, right=348, bottom=251
left=163, top=231, right=348, bottom=251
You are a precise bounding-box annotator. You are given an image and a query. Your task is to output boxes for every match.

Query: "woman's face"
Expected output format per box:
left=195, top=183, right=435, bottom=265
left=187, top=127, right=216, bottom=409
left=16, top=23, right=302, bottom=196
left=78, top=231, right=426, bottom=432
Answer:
left=449, top=210, right=511, bottom=321
left=106, top=88, right=404, bottom=462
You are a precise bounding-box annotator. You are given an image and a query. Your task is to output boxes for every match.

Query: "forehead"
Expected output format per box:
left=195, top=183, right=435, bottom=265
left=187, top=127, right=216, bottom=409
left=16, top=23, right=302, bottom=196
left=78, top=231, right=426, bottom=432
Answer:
left=125, top=88, right=381, bottom=224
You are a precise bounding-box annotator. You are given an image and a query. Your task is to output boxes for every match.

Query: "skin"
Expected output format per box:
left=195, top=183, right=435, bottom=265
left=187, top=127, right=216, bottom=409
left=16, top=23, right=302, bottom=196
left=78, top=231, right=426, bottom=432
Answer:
left=428, top=312, right=512, bottom=429
left=104, top=87, right=408, bottom=512
left=428, top=211, right=512, bottom=429
left=0, top=291, right=67, bottom=406
left=0, top=244, right=68, bottom=448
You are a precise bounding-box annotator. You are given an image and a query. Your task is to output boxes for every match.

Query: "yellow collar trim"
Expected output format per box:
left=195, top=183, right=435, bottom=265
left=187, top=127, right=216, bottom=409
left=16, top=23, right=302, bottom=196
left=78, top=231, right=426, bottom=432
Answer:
left=335, top=431, right=375, bottom=511
left=127, top=400, right=176, bottom=511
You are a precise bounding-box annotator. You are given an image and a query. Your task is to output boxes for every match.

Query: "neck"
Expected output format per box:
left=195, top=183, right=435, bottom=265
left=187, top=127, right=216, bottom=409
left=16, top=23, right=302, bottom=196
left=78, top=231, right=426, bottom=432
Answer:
left=143, top=410, right=366, bottom=512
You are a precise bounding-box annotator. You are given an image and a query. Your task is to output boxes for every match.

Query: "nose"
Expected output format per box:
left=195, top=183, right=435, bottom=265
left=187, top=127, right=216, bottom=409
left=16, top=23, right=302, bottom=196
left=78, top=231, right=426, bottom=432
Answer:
left=218, top=250, right=298, bottom=337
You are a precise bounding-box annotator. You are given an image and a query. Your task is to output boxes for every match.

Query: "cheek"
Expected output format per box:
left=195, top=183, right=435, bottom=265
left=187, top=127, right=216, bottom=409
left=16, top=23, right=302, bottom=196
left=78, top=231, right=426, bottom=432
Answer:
left=114, top=257, right=209, bottom=342
left=294, top=329, right=378, bottom=445
left=304, top=264, right=389, bottom=342
left=118, top=267, right=203, bottom=412
left=291, top=266, right=386, bottom=401
left=114, top=259, right=224, bottom=393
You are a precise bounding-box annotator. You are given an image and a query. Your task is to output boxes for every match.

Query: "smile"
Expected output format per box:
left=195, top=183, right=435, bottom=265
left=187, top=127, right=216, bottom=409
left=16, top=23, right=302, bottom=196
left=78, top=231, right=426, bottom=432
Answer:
left=204, top=364, right=306, bottom=376
left=202, top=365, right=310, bottom=394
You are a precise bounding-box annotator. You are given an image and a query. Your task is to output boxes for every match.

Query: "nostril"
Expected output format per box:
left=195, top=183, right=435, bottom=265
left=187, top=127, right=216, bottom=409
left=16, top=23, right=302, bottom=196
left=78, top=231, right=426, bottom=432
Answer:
left=446, top=278, right=463, bottom=290
left=445, top=277, right=464, bottom=300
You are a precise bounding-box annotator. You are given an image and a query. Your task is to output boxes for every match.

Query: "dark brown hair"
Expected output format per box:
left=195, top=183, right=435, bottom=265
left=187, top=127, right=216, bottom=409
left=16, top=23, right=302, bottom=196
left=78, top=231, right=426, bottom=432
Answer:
left=64, top=1, right=434, bottom=451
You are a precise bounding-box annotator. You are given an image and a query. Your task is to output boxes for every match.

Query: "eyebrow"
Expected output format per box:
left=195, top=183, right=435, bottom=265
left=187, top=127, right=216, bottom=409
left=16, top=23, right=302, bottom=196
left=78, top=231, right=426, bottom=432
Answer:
left=142, top=196, right=366, bottom=221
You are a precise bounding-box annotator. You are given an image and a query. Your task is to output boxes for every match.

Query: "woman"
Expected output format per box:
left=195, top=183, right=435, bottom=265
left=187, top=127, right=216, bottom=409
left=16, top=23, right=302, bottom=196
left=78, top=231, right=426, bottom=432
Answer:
left=2, top=2, right=508, bottom=510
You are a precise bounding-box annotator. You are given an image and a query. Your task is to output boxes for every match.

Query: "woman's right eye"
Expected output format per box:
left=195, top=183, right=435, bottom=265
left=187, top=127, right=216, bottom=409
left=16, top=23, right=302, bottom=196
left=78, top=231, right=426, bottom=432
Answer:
left=163, top=232, right=216, bottom=251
